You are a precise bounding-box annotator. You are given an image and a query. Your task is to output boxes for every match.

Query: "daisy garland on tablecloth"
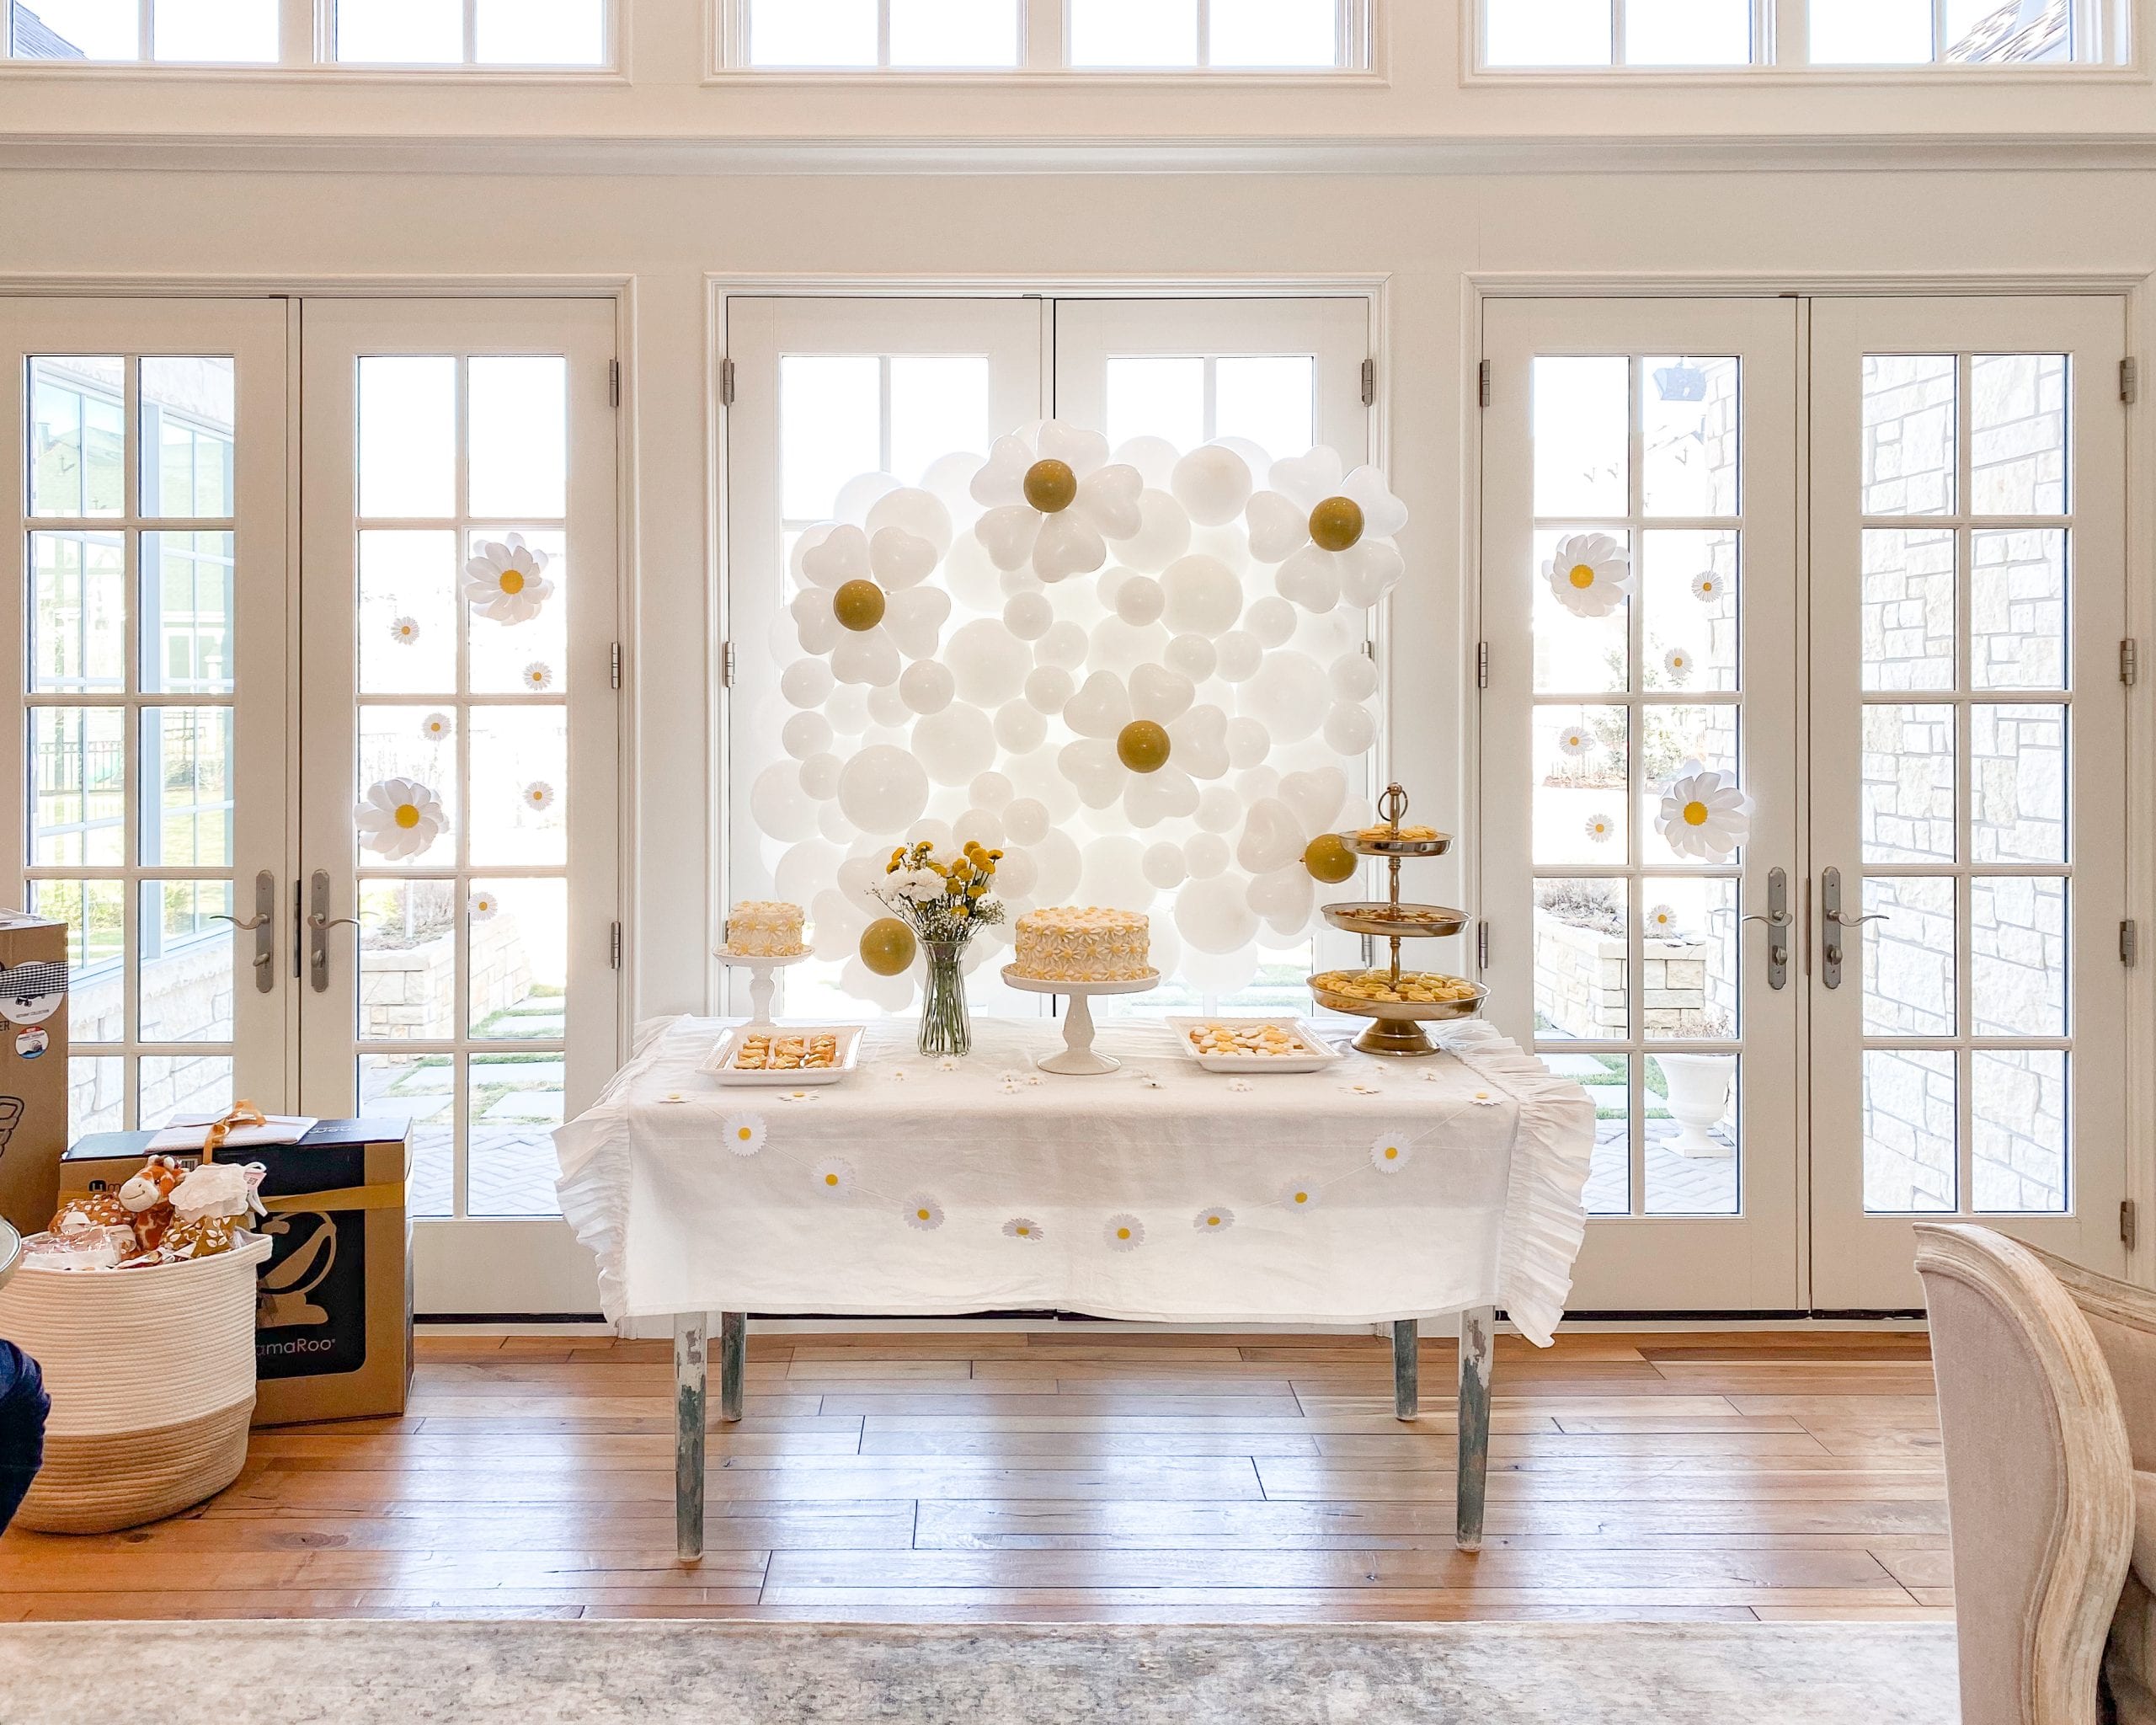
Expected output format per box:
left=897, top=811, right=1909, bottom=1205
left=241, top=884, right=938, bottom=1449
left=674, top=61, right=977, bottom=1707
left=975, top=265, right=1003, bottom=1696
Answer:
left=810, top=1156, right=854, bottom=1195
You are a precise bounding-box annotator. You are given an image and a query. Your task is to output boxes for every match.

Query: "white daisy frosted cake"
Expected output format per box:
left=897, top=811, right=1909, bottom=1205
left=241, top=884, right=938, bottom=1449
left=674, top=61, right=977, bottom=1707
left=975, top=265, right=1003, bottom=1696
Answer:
left=1011, top=906, right=1151, bottom=982
left=721, top=900, right=808, bottom=958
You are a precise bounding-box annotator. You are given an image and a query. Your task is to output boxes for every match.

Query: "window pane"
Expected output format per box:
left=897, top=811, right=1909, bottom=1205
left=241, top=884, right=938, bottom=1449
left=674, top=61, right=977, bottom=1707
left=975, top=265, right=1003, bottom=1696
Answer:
left=360, top=878, right=458, bottom=1040
left=1485, top=0, right=1610, bottom=66
left=141, top=356, right=233, bottom=518
left=152, top=0, right=275, bottom=60
left=142, top=706, right=233, bottom=868
left=361, top=1051, right=452, bottom=1216
left=360, top=531, right=459, bottom=695
left=468, top=526, right=568, bottom=695
left=142, top=531, right=235, bottom=695
left=1638, top=704, right=1738, bottom=867
left=1971, top=702, right=2066, bottom=863
left=890, top=0, right=1019, bottom=66
left=359, top=356, right=456, bottom=520
left=1555, top=1050, right=1630, bottom=1214
left=470, top=877, right=566, bottom=1039
left=1641, top=531, right=1738, bottom=693
left=1625, top=0, right=1749, bottom=63
left=1969, top=354, right=2068, bottom=515
left=1215, top=355, right=1315, bottom=462
left=336, top=0, right=462, bottom=62
left=1532, top=356, right=1627, bottom=518
left=1645, top=1055, right=1738, bottom=1215
left=1860, top=529, right=1956, bottom=692
left=1533, top=878, right=1627, bottom=1041
left=1533, top=527, right=1628, bottom=693
left=1812, top=0, right=1931, bottom=62
left=140, top=1052, right=232, bottom=1131
left=1861, top=355, right=1956, bottom=516
left=1209, top=0, right=1339, bottom=67
left=67, top=1056, right=124, bottom=1140
left=32, top=705, right=125, bottom=866
left=1971, top=875, right=2067, bottom=1038
left=29, top=357, right=124, bottom=519
left=469, top=706, right=566, bottom=868
left=468, top=1051, right=565, bottom=1216
left=358, top=704, right=459, bottom=868
left=1862, top=875, right=1956, bottom=1036
left=750, top=0, right=876, bottom=65
left=1971, top=529, right=2067, bottom=691
left=1641, top=356, right=1738, bottom=517
left=780, top=355, right=879, bottom=519
left=1972, top=1050, right=2068, bottom=1212
left=468, top=356, right=567, bottom=519
left=1861, top=702, right=1956, bottom=864
left=1106, top=356, right=1204, bottom=454
left=30, top=531, right=125, bottom=693
left=140, top=879, right=236, bottom=1042
left=28, top=878, right=123, bottom=1042
left=1864, top=1048, right=1956, bottom=1212
left=1534, top=704, right=1627, bottom=864
left=889, top=356, right=990, bottom=487
left=1071, top=0, right=1198, bottom=66
left=474, top=0, right=605, bottom=64
left=1946, top=0, right=2070, bottom=62
left=12, top=0, right=134, bottom=58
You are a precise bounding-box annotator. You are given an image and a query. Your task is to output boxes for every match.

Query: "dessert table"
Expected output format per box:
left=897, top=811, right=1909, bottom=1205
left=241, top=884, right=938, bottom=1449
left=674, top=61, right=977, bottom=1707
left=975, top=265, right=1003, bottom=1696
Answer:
left=554, top=1013, right=1595, bottom=1558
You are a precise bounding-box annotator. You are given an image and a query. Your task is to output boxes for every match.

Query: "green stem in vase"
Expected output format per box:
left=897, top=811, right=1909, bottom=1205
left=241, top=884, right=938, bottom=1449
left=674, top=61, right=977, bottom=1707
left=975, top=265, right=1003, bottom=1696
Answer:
left=919, top=938, right=972, bottom=1058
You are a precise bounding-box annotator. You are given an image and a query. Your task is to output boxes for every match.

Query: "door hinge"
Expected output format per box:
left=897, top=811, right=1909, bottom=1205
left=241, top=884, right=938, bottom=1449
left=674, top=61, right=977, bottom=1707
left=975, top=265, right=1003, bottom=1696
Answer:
left=1360, top=357, right=1376, bottom=407
left=2123, top=357, right=2138, bottom=405
left=610, top=921, right=622, bottom=970
left=721, top=640, right=738, bottom=689
left=608, top=360, right=621, bottom=409
left=610, top=641, right=622, bottom=690
left=2125, top=1199, right=2139, bottom=1249
left=1476, top=640, right=1490, bottom=689
left=2123, top=919, right=2139, bottom=966
left=2123, top=638, right=2139, bottom=686
left=1477, top=360, right=1492, bottom=409
left=1476, top=920, right=1490, bottom=972
left=719, top=357, right=735, bottom=407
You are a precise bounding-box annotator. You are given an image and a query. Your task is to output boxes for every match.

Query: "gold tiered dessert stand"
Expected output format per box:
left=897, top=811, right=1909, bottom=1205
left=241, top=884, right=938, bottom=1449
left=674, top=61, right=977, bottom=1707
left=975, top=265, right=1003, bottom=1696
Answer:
left=1313, top=782, right=1487, bottom=1058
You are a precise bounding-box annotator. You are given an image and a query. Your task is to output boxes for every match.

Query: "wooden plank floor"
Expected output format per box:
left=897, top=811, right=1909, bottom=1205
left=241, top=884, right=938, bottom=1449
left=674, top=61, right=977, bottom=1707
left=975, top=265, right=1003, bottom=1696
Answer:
left=0, top=1328, right=1951, bottom=1623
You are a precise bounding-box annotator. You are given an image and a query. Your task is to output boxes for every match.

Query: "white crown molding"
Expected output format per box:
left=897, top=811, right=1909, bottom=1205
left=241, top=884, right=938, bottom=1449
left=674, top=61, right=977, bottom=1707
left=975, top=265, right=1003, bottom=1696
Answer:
left=0, top=131, right=2153, bottom=177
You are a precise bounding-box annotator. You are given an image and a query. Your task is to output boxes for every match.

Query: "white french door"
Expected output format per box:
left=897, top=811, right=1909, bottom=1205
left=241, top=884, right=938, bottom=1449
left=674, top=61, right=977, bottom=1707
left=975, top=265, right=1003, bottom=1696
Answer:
left=1481, top=291, right=2132, bottom=1312
left=299, top=300, right=621, bottom=1316
left=2, top=300, right=291, bottom=1132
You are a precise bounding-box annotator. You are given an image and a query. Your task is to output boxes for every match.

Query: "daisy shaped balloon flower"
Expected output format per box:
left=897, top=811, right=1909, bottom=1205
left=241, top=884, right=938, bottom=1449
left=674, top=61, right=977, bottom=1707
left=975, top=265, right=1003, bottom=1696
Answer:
left=1542, top=532, right=1633, bottom=619
left=1246, top=446, right=1409, bottom=612
left=1656, top=759, right=1752, bottom=862
left=1057, top=663, right=1231, bottom=828
left=789, top=510, right=952, bottom=689
left=463, top=531, right=555, bottom=624
left=970, top=420, right=1142, bottom=582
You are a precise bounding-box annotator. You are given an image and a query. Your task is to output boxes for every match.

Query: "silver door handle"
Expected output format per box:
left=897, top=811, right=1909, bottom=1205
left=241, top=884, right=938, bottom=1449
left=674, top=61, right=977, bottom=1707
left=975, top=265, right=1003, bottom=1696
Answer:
left=214, top=872, right=277, bottom=990
left=1819, top=867, right=1883, bottom=988
left=1739, top=866, right=1790, bottom=989
left=307, top=870, right=359, bottom=991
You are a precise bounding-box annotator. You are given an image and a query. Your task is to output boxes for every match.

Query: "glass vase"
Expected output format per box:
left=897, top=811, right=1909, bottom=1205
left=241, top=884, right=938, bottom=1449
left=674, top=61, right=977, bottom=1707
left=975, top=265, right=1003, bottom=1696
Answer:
left=918, top=939, right=972, bottom=1058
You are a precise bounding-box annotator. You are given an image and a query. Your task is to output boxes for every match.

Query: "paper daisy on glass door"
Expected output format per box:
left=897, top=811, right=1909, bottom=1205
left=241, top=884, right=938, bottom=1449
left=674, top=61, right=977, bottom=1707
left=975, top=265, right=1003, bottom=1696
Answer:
left=1582, top=812, right=1617, bottom=845
left=1542, top=532, right=1632, bottom=618
left=521, top=782, right=557, bottom=815
left=1555, top=723, right=1593, bottom=759
left=1662, top=647, right=1694, bottom=685
left=355, top=777, right=445, bottom=861
left=419, top=712, right=452, bottom=744
left=1656, top=761, right=1752, bottom=861
left=521, top=662, right=554, bottom=692
left=1645, top=903, right=1682, bottom=937
left=463, top=532, right=555, bottom=624
left=469, top=889, right=501, bottom=923
left=1690, top=569, right=1726, bottom=604
left=387, top=615, right=421, bottom=647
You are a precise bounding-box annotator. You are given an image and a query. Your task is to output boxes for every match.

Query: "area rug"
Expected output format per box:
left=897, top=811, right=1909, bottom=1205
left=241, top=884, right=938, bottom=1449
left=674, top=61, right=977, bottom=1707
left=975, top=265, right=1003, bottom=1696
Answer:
left=0, top=1619, right=1956, bottom=1724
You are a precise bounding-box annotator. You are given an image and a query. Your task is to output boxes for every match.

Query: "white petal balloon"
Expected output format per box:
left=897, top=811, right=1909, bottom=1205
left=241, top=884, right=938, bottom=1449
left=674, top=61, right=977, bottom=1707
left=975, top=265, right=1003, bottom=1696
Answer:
left=1059, top=738, right=1124, bottom=809
left=1165, top=633, right=1217, bottom=682
left=1063, top=670, right=1132, bottom=740
left=1166, top=702, right=1230, bottom=781
left=1224, top=715, right=1272, bottom=771
left=1236, top=797, right=1305, bottom=875
left=798, top=523, right=868, bottom=590
left=866, top=487, right=953, bottom=561
left=1124, top=766, right=1198, bottom=829
left=1278, top=766, right=1348, bottom=836
left=1118, top=489, right=1194, bottom=574
left=883, top=585, right=952, bottom=658
left=868, top=525, right=938, bottom=590
left=1244, top=489, right=1306, bottom=564
left=1129, top=662, right=1195, bottom=725
left=830, top=629, right=899, bottom=689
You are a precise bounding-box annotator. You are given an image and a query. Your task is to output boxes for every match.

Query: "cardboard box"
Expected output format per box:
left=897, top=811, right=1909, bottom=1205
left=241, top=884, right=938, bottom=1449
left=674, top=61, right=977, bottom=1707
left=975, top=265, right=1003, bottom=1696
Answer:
left=0, top=914, right=70, bottom=1237
left=60, top=1119, right=413, bottom=1426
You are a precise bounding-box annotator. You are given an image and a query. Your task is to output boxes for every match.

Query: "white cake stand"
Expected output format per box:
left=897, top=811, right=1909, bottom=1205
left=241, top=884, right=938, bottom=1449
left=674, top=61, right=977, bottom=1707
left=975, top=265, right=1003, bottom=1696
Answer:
left=714, top=948, right=812, bottom=1024
left=1001, top=967, right=1160, bottom=1076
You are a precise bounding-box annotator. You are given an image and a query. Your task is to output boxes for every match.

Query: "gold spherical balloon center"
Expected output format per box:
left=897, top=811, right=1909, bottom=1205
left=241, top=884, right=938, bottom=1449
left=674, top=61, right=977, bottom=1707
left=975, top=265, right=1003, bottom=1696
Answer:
left=1023, top=458, right=1080, bottom=514
left=859, top=916, right=917, bottom=977
left=1308, top=495, right=1365, bottom=553
left=1116, top=719, right=1171, bottom=774
left=832, top=578, right=888, bottom=633
left=1303, top=833, right=1356, bottom=884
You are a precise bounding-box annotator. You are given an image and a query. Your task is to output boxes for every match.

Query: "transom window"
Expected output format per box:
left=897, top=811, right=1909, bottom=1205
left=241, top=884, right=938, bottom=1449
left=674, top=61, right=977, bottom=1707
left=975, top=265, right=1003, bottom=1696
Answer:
left=4, top=0, right=612, bottom=67
left=729, top=0, right=1368, bottom=71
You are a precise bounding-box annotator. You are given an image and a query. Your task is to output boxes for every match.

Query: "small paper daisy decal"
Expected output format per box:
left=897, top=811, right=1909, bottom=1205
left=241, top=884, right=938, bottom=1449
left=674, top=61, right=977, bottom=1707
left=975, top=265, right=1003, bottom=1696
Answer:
left=723, top=1113, right=766, bottom=1156
left=1104, top=1214, right=1145, bottom=1252
left=1193, top=1205, right=1235, bottom=1235
left=522, top=661, right=554, bottom=692
left=469, top=889, right=500, bottom=922
left=388, top=615, right=420, bottom=646
left=1556, top=724, right=1592, bottom=759
left=1646, top=903, right=1680, bottom=935
left=1370, top=1133, right=1414, bottom=1174
left=1278, top=1180, right=1320, bottom=1215
left=1662, top=647, right=1694, bottom=684
left=904, top=1195, right=943, bottom=1231
left=1691, top=570, right=1723, bottom=603
left=522, top=782, right=556, bottom=814
left=1583, top=812, right=1616, bottom=844
left=1470, top=1091, right=1502, bottom=1108
left=1225, top=1076, right=1252, bottom=1093
left=420, top=712, right=452, bottom=743
left=811, top=1156, right=853, bottom=1195
left=1003, top=1216, right=1045, bottom=1242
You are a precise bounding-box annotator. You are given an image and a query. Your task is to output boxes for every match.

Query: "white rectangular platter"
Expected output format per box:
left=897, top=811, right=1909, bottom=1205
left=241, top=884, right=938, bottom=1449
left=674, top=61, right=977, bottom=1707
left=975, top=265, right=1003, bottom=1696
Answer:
left=699, top=1023, right=866, bottom=1087
left=1166, top=1016, right=1346, bottom=1075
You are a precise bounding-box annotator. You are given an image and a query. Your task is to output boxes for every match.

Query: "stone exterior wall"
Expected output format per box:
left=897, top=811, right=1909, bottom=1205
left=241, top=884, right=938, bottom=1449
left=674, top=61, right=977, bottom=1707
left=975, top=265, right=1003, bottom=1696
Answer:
left=1534, top=912, right=1716, bottom=1039
left=360, top=912, right=534, bottom=1050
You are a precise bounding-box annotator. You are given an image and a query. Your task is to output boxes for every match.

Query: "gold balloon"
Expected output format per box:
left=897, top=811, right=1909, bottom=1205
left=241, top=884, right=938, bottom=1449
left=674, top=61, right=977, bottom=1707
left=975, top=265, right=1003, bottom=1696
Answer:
left=1308, top=495, right=1366, bottom=553
left=1022, top=457, right=1080, bottom=514
left=832, top=578, right=887, bottom=633
left=1304, top=833, right=1357, bottom=884
left=1116, top=719, right=1171, bottom=774
left=859, top=917, right=917, bottom=977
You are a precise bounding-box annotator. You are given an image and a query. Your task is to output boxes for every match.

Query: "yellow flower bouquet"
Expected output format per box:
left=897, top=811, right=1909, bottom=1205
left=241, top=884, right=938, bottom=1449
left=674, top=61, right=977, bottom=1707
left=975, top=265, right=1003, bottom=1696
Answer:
left=866, top=838, right=1008, bottom=1056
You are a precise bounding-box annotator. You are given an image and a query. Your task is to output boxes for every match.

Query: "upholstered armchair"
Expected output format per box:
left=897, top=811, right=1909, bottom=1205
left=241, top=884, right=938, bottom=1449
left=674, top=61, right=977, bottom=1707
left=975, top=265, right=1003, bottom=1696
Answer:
left=1916, top=1223, right=2156, bottom=1724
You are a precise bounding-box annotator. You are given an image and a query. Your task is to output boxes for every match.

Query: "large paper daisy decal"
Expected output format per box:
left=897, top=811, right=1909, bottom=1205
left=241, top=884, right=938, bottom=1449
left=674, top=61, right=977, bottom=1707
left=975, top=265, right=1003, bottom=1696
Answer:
left=463, top=532, right=555, bottom=624
left=1542, top=532, right=1632, bottom=619
left=355, top=777, right=445, bottom=861
left=970, top=420, right=1142, bottom=582
left=1656, top=761, right=1752, bottom=862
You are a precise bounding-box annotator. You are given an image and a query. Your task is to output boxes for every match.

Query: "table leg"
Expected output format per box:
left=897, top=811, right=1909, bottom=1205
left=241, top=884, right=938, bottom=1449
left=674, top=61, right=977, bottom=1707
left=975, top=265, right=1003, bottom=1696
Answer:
left=1391, top=1318, right=1418, bottom=1421
left=718, top=1311, right=746, bottom=1423
left=674, top=1311, right=707, bottom=1562
left=1455, top=1305, right=1493, bottom=1553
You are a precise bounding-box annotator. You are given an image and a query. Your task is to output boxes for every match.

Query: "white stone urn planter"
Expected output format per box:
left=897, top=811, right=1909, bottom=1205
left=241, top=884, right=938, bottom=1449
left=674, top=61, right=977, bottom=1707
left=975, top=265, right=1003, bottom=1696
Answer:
left=1658, top=1050, right=1737, bottom=1159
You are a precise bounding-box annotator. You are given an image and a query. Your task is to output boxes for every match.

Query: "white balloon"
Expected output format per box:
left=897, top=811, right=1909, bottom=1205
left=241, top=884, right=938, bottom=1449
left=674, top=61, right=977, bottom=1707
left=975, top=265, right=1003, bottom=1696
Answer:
left=1059, top=737, right=1124, bottom=809
left=1235, top=766, right=1282, bottom=806
left=1192, top=521, right=1250, bottom=569
left=1279, top=765, right=1348, bottom=835
left=865, top=681, right=910, bottom=729
left=836, top=853, right=884, bottom=903
left=816, top=799, right=857, bottom=843
left=782, top=711, right=832, bottom=760
left=1078, top=836, right=1151, bottom=911
left=1330, top=649, right=1380, bottom=701
left=1031, top=828, right=1083, bottom=905
left=825, top=682, right=871, bottom=736
left=1175, top=878, right=1259, bottom=954
left=898, top=658, right=956, bottom=716
left=867, top=486, right=953, bottom=560
left=1166, top=702, right=1230, bottom=781
left=1125, top=765, right=1199, bottom=829
left=1247, top=863, right=1314, bottom=926
left=1007, top=745, right=1081, bottom=822
left=1241, top=651, right=1329, bottom=744
left=1034, top=619, right=1089, bottom=670
left=1225, top=715, right=1272, bottom=771
left=1003, top=591, right=1054, bottom=641
left=1089, top=617, right=1169, bottom=675
left=995, top=700, right=1049, bottom=755
left=798, top=751, right=843, bottom=802
left=910, top=816, right=957, bottom=854
left=812, top=886, right=867, bottom=940
left=922, top=449, right=987, bottom=510
left=1180, top=939, right=1257, bottom=996
left=969, top=771, right=1014, bottom=811
left=1119, top=489, right=1193, bottom=574
left=1129, top=662, right=1196, bottom=724
left=954, top=807, right=1006, bottom=850
left=835, top=745, right=930, bottom=836
left=1323, top=700, right=1379, bottom=756
left=1196, top=783, right=1242, bottom=834
left=831, top=629, right=899, bottom=688
left=1341, top=539, right=1406, bottom=609
left=1275, top=545, right=1340, bottom=614
left=1171, top=445, right=1254, bottom=528
left=1142, top=841, right=1187, bottom=891
left=1183, top=831, right=1231, bottom=879
left=1214, top=631, right=1262, bottom=683
left=1113, top=437, right=1182, bottom=490
left=1149, top=917, right=1183, bottom=983
left=946, top=617, right=1027, bottom=708
left=834, top=471, right=901, bottom=527
left=1214, top=436, right=1273, bottom=481
left=1025, top=665, right=1077, bottom=715
left=942, top=530, right=1005, bottom=612
left=780, top=657, right=833, bottom=710
left=1245, top=595, right=1296, bottom=649
left=1161, top=555, right=1244, bottom=638
left=842, top=956, right=918, bottom=1013
left=750, top=761, right=819, bottom=842
left=1112, top=574, right=1166, bottom=628
left=1236, top=797, right=1305, bottom=874
left=1165, top=633, right=1217, bottom=682
left=1003, top=797, right=1050, bottom=846
left=914, top=705, right=995, bottom=787
left=774, top=841, right=842, bottom=909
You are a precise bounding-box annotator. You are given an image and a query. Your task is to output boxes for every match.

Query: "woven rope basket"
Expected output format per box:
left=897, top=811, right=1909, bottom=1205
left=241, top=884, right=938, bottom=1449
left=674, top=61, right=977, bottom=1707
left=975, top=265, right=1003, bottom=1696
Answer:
left=0, top=1232, right=270, bottom=1534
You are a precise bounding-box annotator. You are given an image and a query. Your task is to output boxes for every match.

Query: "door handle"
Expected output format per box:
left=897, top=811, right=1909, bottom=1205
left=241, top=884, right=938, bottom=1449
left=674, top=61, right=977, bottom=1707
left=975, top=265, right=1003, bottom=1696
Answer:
left=1819, top=867, right=1886, bottom=988
left=307, top=870, right=359, bottom=993
left=1738, top=866, right=1790, bottom=990
left=212, top=870, right=278, bottom=991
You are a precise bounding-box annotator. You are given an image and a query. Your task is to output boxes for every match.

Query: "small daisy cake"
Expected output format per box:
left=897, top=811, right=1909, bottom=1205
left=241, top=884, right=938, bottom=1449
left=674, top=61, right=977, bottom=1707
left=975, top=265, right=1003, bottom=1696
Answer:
left=1011, top=906, right=1151, bottom=982
left=721, top=900, right=808, bottom=958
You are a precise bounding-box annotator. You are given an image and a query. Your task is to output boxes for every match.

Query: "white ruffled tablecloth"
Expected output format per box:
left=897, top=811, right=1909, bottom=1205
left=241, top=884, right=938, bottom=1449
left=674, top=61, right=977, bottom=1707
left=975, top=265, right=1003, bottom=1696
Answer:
left=555, top=1015, right=1596, bottom=1345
